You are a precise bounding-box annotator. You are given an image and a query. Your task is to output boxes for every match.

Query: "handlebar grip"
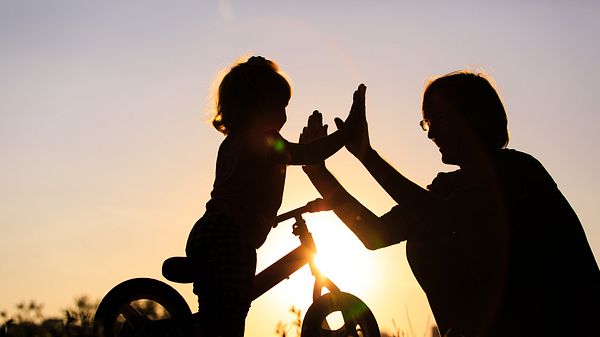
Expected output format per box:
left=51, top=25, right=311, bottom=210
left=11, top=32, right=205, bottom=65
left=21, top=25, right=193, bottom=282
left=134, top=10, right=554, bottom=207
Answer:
left=304, top=198, right=333, bottom=212
left=274, top=198, right=333, bottom=225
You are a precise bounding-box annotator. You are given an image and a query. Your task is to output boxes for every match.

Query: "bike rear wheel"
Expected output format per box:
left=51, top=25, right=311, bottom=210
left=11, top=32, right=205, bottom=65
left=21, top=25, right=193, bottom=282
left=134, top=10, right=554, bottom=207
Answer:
left=94, top=278, right=192, bottom=337
left=301, top=292, right=380, bottom=337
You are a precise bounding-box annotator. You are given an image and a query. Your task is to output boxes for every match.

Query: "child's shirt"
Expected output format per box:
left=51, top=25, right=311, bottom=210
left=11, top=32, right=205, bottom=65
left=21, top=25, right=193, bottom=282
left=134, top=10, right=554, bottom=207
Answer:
left=205, top=130, right=286, bottom=248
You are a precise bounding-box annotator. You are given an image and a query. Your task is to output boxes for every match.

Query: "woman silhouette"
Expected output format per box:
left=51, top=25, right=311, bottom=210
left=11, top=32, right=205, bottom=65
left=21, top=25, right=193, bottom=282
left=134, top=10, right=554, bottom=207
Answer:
left=300, top=72, right=599, bottom=337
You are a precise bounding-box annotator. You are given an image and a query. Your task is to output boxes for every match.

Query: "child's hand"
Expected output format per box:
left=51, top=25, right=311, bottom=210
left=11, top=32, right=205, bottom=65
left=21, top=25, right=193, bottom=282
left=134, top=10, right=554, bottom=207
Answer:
left=300, top=110, right=328, bottom=172
left=300, top=110, right=328, bottom=144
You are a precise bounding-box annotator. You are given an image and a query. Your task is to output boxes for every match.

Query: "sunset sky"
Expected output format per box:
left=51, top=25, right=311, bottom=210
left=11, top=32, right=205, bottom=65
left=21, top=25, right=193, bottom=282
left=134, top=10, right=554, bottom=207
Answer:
left=1, top=1, right=599, bottom=336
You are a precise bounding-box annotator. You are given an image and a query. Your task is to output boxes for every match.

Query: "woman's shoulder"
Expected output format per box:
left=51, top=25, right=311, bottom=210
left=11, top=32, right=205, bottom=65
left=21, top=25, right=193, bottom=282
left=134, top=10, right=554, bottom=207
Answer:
left=427, top=170, right=463, bottom=197
left=497, top=148, right=542, bottom=166
left=496, top=148, right=558, bottom=195
left=496, top=148, right=550, bottom=179
left=427, top=149, right=552, bottom=197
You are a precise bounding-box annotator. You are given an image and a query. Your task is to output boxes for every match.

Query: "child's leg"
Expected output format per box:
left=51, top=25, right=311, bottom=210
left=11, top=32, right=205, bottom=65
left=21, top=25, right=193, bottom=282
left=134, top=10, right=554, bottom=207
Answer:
left=186, top=214, right=257, bottom=337
left=195, top=284, right=253, bottom=337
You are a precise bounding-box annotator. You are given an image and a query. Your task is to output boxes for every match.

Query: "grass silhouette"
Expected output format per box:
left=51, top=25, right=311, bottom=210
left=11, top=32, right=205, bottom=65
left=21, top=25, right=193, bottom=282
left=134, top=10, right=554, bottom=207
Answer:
left=2, top=299, right=437, bottom=337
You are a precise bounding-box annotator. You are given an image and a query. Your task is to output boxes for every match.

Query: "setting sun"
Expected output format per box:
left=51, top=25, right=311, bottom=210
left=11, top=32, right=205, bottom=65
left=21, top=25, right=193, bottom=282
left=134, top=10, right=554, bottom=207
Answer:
left=254, top=209, right=379, bottom=307
left=305, top=212, right=376, bottom=293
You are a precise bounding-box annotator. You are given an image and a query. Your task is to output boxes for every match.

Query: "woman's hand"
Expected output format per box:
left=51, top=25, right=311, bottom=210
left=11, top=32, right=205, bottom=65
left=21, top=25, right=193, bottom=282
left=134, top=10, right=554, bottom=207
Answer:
left=337, top=84, right=373, bottom=161
left=300, top=110, right=328, bottom=173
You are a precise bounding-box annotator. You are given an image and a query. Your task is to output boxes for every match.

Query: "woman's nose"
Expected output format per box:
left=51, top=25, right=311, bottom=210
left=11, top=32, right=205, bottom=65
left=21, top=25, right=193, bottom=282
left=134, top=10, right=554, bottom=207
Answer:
left=427, top=126, right=435, bottom=140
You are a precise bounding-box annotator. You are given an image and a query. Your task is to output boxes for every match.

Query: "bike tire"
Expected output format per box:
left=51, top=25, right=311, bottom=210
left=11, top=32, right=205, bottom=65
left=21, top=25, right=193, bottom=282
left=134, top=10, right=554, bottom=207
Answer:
left=301, top=292, right=380, bottom=337
left=94, top=278, right=192, bottom=337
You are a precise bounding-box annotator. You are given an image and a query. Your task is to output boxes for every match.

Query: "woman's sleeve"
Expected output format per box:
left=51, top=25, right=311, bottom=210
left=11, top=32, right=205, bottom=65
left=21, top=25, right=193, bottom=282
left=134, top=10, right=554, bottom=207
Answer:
left=304, top=164, right=420, bottom=249
left=376, top=205, right=420, bottom=244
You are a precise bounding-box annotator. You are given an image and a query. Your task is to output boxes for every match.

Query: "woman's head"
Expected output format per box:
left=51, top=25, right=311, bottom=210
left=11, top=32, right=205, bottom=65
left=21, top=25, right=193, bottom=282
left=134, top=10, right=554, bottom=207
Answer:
left=421, top=71, right=509, bottom=164
left=212, top=56, right=292, bottom=134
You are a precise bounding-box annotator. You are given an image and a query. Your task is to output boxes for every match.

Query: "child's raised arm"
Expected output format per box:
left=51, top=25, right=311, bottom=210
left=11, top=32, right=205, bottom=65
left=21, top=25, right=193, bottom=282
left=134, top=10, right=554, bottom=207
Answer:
left=267, top=85, right=366, bottom=165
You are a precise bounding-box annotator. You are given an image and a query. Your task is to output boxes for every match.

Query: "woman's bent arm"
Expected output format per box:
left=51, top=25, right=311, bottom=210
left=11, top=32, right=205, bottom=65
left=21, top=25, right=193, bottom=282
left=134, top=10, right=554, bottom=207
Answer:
left=356, top=148, right=449, bottom=229
left=303, top=165, right=415, bottom=249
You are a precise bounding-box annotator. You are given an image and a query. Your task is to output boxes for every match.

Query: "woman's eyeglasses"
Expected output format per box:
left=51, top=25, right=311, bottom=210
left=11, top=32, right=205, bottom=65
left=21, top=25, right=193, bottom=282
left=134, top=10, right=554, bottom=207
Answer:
left=419, top=119, right=431, bottom=132
left=420, top=112, right=449, bottom=132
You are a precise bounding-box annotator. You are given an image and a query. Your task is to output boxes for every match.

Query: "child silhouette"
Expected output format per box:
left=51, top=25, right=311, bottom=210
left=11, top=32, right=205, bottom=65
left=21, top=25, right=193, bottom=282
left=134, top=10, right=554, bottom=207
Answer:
left=185, top=56, right=364, bottom=337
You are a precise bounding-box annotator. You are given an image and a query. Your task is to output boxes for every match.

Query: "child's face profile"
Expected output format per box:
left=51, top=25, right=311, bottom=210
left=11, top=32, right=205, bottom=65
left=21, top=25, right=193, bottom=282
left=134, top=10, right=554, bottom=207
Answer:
left=263, top=98, right=288, bottom=131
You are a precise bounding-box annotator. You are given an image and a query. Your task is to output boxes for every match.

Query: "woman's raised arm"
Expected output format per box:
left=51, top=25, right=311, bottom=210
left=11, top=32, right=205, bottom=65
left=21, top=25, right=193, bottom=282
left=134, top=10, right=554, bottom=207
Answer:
left=334, top=86, right=450, bottom=227
left=299, top=100, right=416, bottom=249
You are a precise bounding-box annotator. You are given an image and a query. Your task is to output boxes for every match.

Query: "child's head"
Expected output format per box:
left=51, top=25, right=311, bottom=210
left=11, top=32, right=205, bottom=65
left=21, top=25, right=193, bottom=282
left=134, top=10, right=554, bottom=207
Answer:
left=212, top=56, right=292, bottom=135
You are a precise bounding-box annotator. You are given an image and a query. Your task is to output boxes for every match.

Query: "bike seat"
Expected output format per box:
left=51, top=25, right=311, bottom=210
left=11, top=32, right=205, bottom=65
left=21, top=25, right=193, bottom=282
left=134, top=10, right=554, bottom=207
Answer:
left=162, top=257, right=197, bottom=284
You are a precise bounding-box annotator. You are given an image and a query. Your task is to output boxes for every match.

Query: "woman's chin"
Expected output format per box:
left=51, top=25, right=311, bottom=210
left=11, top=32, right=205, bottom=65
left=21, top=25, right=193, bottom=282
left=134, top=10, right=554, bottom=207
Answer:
left=440, top=150, right=460, bottom=166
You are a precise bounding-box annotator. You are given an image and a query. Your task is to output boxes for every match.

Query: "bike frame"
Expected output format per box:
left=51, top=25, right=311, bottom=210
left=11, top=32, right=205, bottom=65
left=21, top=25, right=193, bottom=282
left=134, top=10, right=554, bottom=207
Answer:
left=252, top=211, right=340, bottom=301
left=95, top=199, right=380, bottom=337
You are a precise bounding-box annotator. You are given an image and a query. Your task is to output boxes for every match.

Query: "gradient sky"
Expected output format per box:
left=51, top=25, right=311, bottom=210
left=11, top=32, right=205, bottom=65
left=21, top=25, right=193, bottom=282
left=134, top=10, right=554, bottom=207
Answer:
left=1, top=1, right=599, bottom=336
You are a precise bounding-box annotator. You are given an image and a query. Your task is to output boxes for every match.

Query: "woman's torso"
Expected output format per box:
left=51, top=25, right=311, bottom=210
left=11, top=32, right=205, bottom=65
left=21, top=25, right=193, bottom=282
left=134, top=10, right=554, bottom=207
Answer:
left=406, top=149, right=599, bottom=336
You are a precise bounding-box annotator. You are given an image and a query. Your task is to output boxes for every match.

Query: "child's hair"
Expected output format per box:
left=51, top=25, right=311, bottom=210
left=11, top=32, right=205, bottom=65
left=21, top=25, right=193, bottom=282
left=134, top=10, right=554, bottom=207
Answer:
left=422, top=71, right=509, bottom=150
left=212, top=56, right=292, bottom=135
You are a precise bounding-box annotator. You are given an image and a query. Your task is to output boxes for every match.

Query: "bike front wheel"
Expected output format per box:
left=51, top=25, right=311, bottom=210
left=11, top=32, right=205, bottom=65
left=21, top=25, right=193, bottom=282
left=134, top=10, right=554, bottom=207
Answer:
left=94, top=278, right=192, bottom=337
left=301, top=292, right=380, bottom=337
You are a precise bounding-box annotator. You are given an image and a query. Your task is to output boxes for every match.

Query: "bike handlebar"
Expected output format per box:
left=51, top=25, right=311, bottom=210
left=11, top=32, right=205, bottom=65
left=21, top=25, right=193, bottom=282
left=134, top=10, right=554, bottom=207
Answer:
left=274, top=198, right=333, bottom=226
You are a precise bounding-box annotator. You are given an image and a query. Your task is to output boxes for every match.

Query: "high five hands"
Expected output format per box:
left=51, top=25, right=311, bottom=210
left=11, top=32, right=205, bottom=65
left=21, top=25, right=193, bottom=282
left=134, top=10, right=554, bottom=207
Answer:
left=299, top=84, right=370, bottom=169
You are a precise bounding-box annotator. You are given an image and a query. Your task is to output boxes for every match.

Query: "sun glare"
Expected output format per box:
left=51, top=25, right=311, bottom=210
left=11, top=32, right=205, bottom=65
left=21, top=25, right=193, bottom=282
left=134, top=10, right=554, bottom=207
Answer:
left=255, top=210, right=378, bottom=315
left=305, top=212, right=375, bottom=293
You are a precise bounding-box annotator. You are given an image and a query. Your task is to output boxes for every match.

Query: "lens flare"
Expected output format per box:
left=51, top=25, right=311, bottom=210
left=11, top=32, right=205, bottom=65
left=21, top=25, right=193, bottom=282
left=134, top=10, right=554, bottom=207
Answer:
left=217, top=0, right=234, bottom=22
left=266, top=135, right=286, bottom=152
